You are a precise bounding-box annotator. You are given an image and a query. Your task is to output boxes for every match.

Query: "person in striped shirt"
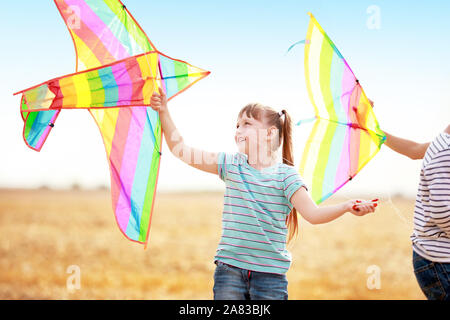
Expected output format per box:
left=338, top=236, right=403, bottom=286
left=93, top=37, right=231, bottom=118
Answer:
left=383, top=124, right=450, bottom=300
left=150, top=88, right=377, bottom=300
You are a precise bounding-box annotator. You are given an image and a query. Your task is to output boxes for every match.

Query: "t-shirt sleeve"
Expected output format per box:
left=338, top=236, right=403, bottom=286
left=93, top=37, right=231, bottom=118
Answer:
left=426, top=139, right=450, bottom=236
left=429, top=173, right=450, bottom=238
left=283, top=167, right=307, bottom=204
left=217, top=152, right=230, bottom=181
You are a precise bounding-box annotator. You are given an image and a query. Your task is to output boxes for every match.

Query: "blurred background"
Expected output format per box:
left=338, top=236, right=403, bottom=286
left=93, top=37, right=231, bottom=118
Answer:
left=1, top=0, right=449, bottom=299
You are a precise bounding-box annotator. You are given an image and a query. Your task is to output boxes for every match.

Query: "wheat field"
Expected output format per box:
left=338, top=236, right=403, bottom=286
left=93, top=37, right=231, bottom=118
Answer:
left=0, top=189, right=424, bottom=300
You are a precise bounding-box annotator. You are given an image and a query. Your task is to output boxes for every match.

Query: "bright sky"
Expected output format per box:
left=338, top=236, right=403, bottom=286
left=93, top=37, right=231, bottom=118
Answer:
left=0, top=0, right=449, bottom=199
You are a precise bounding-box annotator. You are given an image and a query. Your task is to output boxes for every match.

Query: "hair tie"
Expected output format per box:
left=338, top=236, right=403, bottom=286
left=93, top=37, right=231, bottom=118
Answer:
left=278, top=110, right=285, bottom=117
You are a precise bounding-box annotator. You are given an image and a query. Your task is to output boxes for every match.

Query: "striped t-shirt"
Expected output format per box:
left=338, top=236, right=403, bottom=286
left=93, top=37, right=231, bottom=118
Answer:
left=411, top=132, right=450, bottom=262
left=215, top=152, right=307, bottom=274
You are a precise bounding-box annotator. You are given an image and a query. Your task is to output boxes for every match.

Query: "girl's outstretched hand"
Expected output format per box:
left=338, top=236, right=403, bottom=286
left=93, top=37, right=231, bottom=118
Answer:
left=345, top=199, right=378, bottom=216
left=150, top=87, right=168, bottom=114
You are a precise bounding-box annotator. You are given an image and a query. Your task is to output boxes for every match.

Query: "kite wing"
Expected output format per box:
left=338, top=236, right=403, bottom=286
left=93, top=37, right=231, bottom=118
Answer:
left=20, top=97, right=60, bottom=151
left=54, top=0, right=160, bottom=245
left=16, top=52, right=209, bottom=112
left=54, top=0, right=209, bottom=244
left=298, top=13, right=386, bottom=204
left=16, top=0, right=210, bottom=245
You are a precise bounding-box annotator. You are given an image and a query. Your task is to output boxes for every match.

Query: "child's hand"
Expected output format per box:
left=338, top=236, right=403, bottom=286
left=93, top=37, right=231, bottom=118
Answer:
left=150, top=87, right=168, bottom=114
left=345, top=199, right=378, bottom=216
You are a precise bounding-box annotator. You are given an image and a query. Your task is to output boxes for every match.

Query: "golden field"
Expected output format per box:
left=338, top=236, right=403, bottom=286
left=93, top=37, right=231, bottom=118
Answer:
left=0, top=189, right=425, bottom=300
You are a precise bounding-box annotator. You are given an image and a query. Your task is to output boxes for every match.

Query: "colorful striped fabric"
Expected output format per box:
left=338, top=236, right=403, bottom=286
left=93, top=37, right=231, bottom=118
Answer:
left=21, top=94, right=60, bottom=151
left=17, top=51, right=209, bottom=112
left=15, top=0, right=210, bottom=245
left=298, top=13, right=386, bottom=204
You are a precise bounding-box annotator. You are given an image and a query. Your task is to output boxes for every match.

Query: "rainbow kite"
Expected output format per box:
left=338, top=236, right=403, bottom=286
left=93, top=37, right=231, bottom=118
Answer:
left=14, top=0, right=210, bottom=245
left=298, top=13, right=386, bottom=204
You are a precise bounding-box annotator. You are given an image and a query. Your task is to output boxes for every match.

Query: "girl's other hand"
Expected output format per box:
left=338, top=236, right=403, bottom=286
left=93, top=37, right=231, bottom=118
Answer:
left=345, top=199, right=378, bottom=216
left=150, top=87, right=168, bottom=114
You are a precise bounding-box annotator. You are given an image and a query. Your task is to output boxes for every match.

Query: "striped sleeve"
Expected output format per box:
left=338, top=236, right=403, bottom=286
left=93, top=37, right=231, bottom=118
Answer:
left=283, top=166, right=307, bottom=203
left=217, top=152, right=233, bottom=181
left=427, top=151, right=450, bottom=237
left=411, top=132, right=450, bottom=262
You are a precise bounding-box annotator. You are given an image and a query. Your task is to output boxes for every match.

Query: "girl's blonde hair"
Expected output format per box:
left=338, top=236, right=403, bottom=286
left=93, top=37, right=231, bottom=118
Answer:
left=238, top=103, right=298, bottom=243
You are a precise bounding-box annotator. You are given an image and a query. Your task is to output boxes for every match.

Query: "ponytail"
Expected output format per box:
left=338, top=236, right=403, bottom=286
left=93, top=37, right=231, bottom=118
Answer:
left=279, top=110, right=294, bottom=166
left=279, top=109, right=298, bottom=244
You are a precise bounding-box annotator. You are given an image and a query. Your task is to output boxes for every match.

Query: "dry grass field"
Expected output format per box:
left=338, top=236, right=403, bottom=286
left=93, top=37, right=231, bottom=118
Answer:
left=0, top=189, right=425, bottom=300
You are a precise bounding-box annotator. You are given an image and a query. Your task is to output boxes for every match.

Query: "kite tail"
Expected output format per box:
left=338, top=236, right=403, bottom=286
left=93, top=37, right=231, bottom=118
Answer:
left=285, top=39, right=310, bottom=55
left=296, top=116, right=317, bottom=126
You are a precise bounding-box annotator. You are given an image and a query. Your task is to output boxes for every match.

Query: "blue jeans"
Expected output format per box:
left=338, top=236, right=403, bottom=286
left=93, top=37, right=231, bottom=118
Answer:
left=213, top=261, right=288, bottom=300
left=413, top=251, right=450, bottom=300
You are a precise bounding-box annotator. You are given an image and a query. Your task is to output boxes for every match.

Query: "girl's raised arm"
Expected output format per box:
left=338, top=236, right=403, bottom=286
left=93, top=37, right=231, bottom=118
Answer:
left=150, top=88, right=219, bottom=175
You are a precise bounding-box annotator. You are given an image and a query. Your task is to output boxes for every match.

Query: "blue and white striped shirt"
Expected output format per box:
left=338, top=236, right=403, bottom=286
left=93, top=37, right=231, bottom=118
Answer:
left=215, top=152, right=307, bottom=274
left=411, top=132, right=450, bottom=262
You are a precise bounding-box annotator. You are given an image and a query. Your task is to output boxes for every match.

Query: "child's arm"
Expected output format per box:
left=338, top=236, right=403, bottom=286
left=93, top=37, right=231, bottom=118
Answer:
left=383, top=123, right=450, bottom=159
left=289, top=187, right=376, bottom=225
left=368, top=99, right=430, bottom=160
left=150, top=88, right=219, bottom=175
left=383, top=131, right=430, bottom=160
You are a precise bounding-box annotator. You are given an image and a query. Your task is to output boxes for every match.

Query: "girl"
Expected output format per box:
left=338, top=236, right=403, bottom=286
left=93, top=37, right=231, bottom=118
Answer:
left=150, top=88, right=377, bottom=300
left=383, top=125, right=450, bottom=300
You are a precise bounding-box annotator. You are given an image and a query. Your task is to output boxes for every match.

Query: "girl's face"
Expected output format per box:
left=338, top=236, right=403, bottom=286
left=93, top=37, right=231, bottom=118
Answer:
left=235, top=113, right=278, bottom=158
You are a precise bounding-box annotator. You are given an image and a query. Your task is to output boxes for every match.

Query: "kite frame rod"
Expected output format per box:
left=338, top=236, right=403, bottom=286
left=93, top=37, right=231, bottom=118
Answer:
left=298, top=115, right=386, bottom=140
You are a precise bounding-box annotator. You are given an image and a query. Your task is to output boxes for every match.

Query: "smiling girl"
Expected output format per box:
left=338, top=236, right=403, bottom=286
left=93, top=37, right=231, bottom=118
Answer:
left=150, top=88, right=377, bottom=300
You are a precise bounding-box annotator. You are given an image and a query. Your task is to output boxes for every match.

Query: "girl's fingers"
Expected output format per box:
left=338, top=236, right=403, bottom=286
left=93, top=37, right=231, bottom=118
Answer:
left=151, top=92, right=161, bottom=99
left=359, top=205, right=369, bottom=212
left=351, top=202, right=376, bottom=215
left=158, top=86, right=166, bottom=97
left=150, top=101, right=160, bottom=109
left=352, top=199, right=378, bottom=209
